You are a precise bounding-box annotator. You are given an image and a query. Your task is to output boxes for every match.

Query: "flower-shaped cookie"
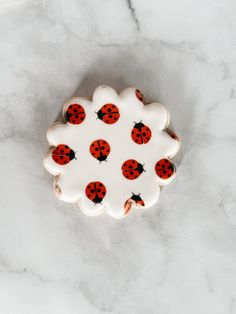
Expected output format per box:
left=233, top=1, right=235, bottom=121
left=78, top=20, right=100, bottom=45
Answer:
left=44, top=85, right=180, bottom=218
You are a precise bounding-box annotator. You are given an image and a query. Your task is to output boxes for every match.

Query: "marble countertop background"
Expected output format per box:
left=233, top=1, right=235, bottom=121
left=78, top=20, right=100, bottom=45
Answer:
left=0, top=0, right=236, bottom=313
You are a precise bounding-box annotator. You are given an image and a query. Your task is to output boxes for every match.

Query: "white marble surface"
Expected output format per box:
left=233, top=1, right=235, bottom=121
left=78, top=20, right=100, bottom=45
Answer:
left=0, top=0, right=236, bottom=313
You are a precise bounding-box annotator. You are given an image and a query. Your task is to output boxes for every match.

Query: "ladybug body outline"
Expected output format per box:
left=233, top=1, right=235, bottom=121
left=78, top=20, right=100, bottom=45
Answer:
left=166, top=128, right=179, bottom=141
left=65, top=103, right=86, bottom=125
left=130, top=193, right=145, bottom=207
left=135, top=89, right=145, bottom=103
left=155, top=158, right=175, bottom=179
left=96, top=103, right=120, bottom=124
left=131, top=121, right=152, bottom=144
left=52, top=144, right=76, bottom=165
left=85, top=181, right=106, bottom=204
left=124, top=193, right=145, bottom=215
left=122, top=159, right=145, bottom=180
left=89, top=139, right=110, bottom=163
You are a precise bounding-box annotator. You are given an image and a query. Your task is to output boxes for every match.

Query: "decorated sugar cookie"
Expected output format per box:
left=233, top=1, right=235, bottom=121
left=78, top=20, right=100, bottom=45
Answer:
left=44, top=85, right=180, bottom=218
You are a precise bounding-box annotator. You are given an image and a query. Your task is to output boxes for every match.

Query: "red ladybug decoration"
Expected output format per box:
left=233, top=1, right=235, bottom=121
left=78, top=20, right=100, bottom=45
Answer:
left=124, top=193, right=145, bottom=215
left=130, top=193, right=145, bottom=206
left=90, top=139, right=110, bottom=163
left=96, top=104, right=120, bottom=124
left=85, top=181, right=106, bottom=204
left=166, top=128, right=179, bottom=141
left=65, top=103, right=86, bottom=124
left=52, top=144, right=76, bottom=165
left=131, top=121, right=152, bottom=144
left=155, top=158, right=175, bottom=179
left=121, top=159, right=145, bottom=180
left=135, top=89, right=145, bottom=103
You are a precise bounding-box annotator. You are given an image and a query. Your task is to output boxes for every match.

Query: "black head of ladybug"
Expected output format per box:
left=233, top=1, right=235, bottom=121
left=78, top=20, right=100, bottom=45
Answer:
left=65, top=111, right=71, bottom=122
left=137, top=162, right=145, bottom=174
left=131, top=193, right=142, bottom=202
left=134, top=121, right=144, bottom=130
left=97, top=154, right=108, bottom=163
left=69, top=150, right=76, bottom=160
left=96, top=109, right=104, bottom=121
left=130, top=193, right=145, bottom=206
left=92, top=194, right=103, bottom=204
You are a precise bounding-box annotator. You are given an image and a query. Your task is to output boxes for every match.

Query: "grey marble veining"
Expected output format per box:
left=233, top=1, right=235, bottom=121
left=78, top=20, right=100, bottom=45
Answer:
left=0, top=0, right=236, bottom=313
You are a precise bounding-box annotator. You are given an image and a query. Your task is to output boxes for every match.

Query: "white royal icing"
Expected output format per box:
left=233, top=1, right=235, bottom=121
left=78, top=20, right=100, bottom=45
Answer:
left=44, top=85, right=180, bottom=218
